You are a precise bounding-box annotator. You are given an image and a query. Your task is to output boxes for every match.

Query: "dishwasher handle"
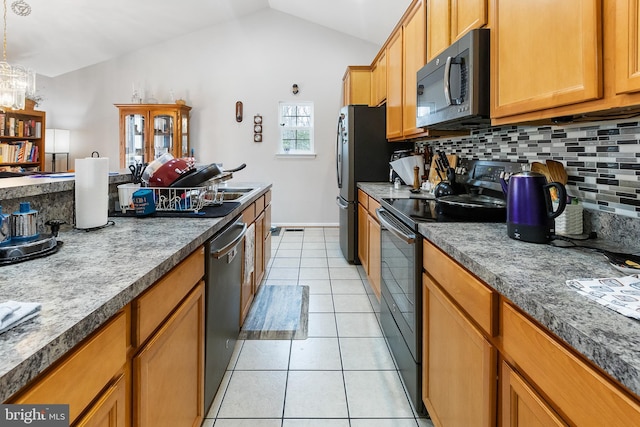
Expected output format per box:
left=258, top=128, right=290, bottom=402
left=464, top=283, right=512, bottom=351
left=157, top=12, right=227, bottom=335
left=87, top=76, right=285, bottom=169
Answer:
left=211, top=222, right=247, bottom=259
left=376, top=208, right=415, bottom=244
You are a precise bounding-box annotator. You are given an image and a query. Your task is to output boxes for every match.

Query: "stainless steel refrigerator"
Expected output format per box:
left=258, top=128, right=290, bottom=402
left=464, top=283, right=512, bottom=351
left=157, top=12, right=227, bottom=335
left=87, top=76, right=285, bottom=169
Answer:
left=335, top=105, right=411, bottom=263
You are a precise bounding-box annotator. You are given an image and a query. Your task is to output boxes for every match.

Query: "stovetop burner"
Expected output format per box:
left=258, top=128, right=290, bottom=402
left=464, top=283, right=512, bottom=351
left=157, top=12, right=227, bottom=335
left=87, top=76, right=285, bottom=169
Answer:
left=381, top=159, right=522, bottom=228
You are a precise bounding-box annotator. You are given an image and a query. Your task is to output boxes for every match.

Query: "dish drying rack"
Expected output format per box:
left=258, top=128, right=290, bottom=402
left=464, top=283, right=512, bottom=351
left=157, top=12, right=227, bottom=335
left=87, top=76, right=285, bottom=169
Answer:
left=119, top=173, right=233, bottom=213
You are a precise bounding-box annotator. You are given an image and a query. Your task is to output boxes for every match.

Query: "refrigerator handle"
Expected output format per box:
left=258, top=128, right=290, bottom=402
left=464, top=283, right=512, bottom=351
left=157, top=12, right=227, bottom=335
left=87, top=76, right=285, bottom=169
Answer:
left=336, top=196, right=349, bottom=210
left=336, top=113, right=344, bottom=188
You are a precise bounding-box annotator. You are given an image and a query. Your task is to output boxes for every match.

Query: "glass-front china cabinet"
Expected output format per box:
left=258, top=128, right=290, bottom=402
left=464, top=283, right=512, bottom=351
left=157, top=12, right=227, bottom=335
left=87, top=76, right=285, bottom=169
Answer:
left=116, top=104, right=191, bottom=168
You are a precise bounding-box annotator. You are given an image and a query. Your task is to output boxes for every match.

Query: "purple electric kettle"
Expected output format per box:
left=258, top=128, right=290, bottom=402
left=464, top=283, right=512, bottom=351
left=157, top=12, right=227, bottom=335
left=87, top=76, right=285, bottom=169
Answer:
left=500, top=171, right=567, bottom=243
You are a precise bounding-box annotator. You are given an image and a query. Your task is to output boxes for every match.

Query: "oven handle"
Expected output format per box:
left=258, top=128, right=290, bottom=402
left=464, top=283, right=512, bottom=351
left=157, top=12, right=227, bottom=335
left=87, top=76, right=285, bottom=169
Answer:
left=376, top=208, right=415, bottom=244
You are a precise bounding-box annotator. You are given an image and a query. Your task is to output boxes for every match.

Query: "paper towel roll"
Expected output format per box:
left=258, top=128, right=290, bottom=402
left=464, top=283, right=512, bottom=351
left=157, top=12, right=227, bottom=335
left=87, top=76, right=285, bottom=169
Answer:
left=75, top=157, right=109, bottom=229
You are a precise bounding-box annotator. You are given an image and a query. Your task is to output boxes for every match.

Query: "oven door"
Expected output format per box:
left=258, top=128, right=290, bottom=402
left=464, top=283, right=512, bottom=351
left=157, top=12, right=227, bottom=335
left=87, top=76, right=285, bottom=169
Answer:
left=377, top=208, right=422, bottom=360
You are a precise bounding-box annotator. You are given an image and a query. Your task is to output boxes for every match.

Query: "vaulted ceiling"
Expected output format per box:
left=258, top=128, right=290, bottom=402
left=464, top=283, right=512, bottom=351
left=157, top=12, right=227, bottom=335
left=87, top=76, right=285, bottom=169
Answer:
left=9, top=0, right=411, bottom=77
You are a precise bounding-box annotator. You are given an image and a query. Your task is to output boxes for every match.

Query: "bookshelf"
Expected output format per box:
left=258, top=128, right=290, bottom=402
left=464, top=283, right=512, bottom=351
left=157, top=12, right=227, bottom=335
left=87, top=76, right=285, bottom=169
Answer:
left=0, top=108, right=46, bottom=172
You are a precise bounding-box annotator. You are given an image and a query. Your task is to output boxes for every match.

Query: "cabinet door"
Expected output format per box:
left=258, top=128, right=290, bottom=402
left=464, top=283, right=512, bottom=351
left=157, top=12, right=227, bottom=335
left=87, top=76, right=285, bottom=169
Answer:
left=402, top=0, right=426, bottom=138
left=501, top=362, right=568, bottom=427
left=371, top=52, right=387, bottom=106
left=134, top=283, right=204, bottom=427
left=122, top=112, right=146, bottom=167
left=426, top=0, right=450, bottom=62
left=74, top=375, right=127, bottom=427
left=423, top=274, right=496, bottom=427
left=150, top=110, right=178, bottom=161
left=451, top=0, right=487, bottom=42
left=491, top=0, right=602, bottom=118
left=255, top=210, right=265, bottom=289
left=367, top=213, right=381, bottom=300
left=386, top=29, right=404, bottom=139
left=357, top=202, right=369, bottom=270
left=616, top=0, right=640, bottom=94
left=343, top=67, right=371, bottom=106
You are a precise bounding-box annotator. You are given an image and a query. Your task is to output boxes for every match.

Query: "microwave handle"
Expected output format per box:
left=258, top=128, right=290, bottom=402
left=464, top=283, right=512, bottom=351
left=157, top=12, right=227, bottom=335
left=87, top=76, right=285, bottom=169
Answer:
left=444, top=56, right=464, bottom=106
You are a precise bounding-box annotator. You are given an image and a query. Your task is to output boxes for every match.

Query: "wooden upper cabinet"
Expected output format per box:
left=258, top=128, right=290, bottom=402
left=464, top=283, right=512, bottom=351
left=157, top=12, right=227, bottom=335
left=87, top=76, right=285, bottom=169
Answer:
left=386, top=29, right=404, bottom=139
left=427, top=0, right=486, bottom=63
left=402, top=0, right=427, bottom=139
left=342, top=66, right=371, bottom=106
left=426, top=0, right=451, bottom=62
left=616, top=0, right=640, bottom=95
left=370, top=51, right=387, bottom=106
left=451, top=0, right=487, bottom=43
left=491, top=0, right=602, bottom=120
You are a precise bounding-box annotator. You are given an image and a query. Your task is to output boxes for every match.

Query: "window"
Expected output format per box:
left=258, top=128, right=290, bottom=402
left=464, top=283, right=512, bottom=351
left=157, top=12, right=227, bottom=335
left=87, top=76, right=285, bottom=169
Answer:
left=278, top=101, right=314, bottom=155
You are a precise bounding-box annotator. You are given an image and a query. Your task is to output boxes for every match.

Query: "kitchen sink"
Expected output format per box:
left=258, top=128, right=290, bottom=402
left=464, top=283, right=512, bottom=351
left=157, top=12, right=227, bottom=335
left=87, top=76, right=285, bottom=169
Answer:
left=218, top=187, right=255, bottom=202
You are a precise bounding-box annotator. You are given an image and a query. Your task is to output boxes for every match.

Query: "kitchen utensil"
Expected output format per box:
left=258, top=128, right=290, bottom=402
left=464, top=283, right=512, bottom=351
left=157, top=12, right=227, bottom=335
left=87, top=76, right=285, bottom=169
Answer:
left=501, top=170, right=567, bottom=243
left=434, top=181, right=455, bottom=198
left=223, top=163, right=246, bottom=173
left=427, top=153, right=457, bottom=185
left=147, top=158, right=193, bottom=187
left=169, top=163, right=223, bottom=188
left=141, top=153, right=174, bottom=184
left=546, top=159, right=568, bottom=184
left=437, top=194, right=506, bottom=221
left=531, top=162, right=552, bottom=182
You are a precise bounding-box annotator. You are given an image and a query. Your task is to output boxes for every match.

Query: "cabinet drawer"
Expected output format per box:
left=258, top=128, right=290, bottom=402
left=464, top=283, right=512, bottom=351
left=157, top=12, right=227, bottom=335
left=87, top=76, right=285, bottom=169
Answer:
left=242, top=202, right=256, bottom=224
left=134, top=247, right=205, bottom=347
left=255, top=195, right=265, bottom=214
left=74, top=373, right=127, bottom=427
left=358, top=189, right=369, bottom=208
left=12, top=311, right=127, bottom=424
left=423, top=240, right=497, bottom=336
left=502, top=301, right=640, bottom=426
left=367, top=197, right=380, bottom=218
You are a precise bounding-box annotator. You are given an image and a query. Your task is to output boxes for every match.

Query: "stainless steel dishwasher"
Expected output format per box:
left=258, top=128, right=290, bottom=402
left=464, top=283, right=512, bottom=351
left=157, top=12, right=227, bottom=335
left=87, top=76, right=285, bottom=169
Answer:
left=204, top=216, right=247, bottom=413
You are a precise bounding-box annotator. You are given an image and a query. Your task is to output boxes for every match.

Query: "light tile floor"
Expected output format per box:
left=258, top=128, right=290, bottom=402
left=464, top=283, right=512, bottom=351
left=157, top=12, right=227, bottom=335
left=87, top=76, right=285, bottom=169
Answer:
left=202, top=227, right=434, bottom=427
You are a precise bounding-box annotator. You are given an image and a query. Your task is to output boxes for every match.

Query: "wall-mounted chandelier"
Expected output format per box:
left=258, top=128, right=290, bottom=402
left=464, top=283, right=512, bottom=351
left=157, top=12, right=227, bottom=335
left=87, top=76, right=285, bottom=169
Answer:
left=0, top=0, right=35, bottom=110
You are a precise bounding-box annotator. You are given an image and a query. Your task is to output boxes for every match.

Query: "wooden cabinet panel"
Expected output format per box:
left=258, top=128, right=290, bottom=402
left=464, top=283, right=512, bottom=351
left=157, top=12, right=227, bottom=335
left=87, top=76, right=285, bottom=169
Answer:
left=491, top=0, right=601, bottom=119
left=402, top=0, right=426, bottom=138
left=423, top=274, right=496, bottom=427
left=367, top=214, right=381, bottom=299
left=74, top=374, right=127, bottom=427
left=371, top=51, right=387, bottom=106
left=616, top=0, right=640, bottom=94
left=451, top=0, right=487, bottom=42
left=367, top=197, right=380, bottom=218
left=133, top=247, right=205, bottom=347
left=423, top=240, right=497, bottom=336
left=386, top=30, right=404, bottom=139
left=134, top=282, right=204, bottom=427
left=357, top=202, right=369, bottom=270
left=501, top=301, right=640, bottom=426
left=357, top=189, right=369, bottom=207
left=12, top=312, right=127, bottom=424
left=501, top=361, right=567, bottom=427
left=241, top=223, right=256, bottom=326
left=343, top=66, right=371, bottom=106
left=255, top=210, right=266, bottom=288
left=426, top=0, right=451, bottom=62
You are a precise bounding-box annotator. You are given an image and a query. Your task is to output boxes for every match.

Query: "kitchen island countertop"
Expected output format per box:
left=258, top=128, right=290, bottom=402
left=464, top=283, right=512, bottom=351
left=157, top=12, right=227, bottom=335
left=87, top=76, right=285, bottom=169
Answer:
left=358, top=182, right=640, bottom=399
left=0, top=182, right=271, bottom=402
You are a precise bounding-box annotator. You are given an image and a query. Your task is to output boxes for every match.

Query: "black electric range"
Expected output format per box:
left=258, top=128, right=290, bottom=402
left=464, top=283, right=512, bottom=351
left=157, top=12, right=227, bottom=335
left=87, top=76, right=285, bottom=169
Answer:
left=377, top=159, right=521, bottom=416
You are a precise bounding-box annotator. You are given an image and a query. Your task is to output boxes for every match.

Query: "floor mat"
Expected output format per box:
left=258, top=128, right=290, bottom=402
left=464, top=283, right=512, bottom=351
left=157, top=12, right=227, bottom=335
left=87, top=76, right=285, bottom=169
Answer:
left=239, top=285, right=309, bottom=340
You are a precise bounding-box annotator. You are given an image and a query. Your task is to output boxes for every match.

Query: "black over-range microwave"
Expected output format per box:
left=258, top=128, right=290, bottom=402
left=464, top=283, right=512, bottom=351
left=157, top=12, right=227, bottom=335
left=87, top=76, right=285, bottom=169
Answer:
left=416, top=28, right=490, bottom=130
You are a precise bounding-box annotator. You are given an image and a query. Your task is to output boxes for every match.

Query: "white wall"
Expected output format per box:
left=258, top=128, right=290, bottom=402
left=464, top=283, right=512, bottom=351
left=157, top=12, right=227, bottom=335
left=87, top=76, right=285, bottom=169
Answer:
left=41, top=8, right=379, bottom=226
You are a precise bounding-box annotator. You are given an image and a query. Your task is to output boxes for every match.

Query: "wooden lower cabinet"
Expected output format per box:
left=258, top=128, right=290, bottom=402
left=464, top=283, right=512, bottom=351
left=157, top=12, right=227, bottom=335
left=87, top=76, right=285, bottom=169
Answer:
left=500, top=361, right=567, bottom=427
left=357, top=190, right=381, bottom=300
left=422, top=239, right=640, bottom=427
left=74, top=374, right=127, bottom=427
left=10, top=311, right=128, bottom=425
left=422, top=273, right=496, bottom=427
left=133, top=282, right=205, bottom=427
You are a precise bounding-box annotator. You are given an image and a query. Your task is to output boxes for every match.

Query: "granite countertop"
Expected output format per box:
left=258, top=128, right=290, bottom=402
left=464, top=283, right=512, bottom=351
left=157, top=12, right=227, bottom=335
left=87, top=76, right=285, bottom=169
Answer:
left=359, top=182, right=640, bottom=398
left=0, top=182, right=271, bottom=402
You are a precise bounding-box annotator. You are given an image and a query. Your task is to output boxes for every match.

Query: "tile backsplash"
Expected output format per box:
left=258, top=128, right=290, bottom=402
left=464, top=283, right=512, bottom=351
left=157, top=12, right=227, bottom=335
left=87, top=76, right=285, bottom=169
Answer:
left=416, top=118, right=640, bottom=220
